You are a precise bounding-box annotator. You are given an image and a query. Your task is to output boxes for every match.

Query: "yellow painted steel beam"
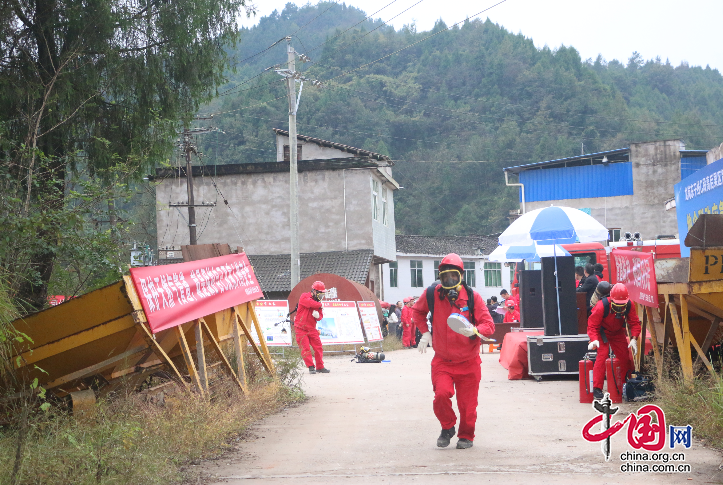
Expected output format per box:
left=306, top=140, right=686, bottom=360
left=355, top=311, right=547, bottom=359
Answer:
left=689, top=332, right=717, bottom=379
left=14, top=316, right=136, bottom=369
left=200, top=319, right=246, bottom=393
left=667, top=295, right=694, bottom=384
left=249, top=301, right=275, bottom=374
left=235, top=304, right=273, bottom=375
left=175, top=325, right=205, bottom=397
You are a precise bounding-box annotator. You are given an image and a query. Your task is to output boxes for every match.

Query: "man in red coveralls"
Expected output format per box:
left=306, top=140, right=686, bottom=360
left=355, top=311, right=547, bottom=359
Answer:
left=401, top=297, right=414, bottom=348
left=587, top=283, right=640, bottom=399
left=502, top=300, right=520, bottom=323
left=411, top=253, right=495, bottom=449
left=294, top=281, right=330, bottom=374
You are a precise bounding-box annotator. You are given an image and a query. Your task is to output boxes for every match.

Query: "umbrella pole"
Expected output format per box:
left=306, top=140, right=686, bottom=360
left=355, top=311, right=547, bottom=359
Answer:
left=553, top=243, right=562, bottom=335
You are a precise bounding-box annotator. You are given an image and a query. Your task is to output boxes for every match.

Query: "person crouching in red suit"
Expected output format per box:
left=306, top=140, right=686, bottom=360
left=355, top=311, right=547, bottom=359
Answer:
left=294, top=281, right=330, bottom=374
left=587, top=283, right=640, bottom=399
left=401, top=297, right=414, bottom=348
left=411, top=253, right=495, bottom=449
left=502, top=300, right=520, bottom=323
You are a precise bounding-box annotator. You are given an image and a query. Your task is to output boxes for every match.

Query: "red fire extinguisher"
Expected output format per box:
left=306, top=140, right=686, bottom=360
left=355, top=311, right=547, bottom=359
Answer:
left=606, top=354, right=626, bottom=404
left=579, top=352, right=596, bottom=404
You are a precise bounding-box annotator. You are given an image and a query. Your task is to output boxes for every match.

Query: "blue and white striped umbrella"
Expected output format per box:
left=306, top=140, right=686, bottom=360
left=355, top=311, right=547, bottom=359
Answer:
left=488, top=243, right=571, bottom=263
left=499, top=206, right=609, bottom=246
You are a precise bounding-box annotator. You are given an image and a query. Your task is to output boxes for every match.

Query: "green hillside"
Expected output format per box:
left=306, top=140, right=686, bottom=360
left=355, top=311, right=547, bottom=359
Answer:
left=201, top=2, right=723, bottom=235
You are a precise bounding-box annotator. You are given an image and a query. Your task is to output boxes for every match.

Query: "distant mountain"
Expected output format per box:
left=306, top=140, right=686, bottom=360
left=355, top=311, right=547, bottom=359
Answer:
left=200, top=2, right=723, bottom=235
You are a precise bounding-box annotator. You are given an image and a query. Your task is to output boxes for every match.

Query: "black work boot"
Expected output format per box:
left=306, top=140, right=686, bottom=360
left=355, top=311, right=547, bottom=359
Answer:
left=309, top=366, right=316, bottom=374
left=456, top=439, right=473, bottom=449
left=316, top=367, right=330, bottom=373
left=593, top=387, right=604, bottom=400
left=437, top=426, right=456, bottom=448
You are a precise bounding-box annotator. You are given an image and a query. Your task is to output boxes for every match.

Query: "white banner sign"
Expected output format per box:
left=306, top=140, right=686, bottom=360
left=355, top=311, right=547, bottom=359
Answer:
left=357, top=301, right=384, bottom=342
left=317, top=301, right=365, bottom=344
left=251, top=300, right=292, bottom=346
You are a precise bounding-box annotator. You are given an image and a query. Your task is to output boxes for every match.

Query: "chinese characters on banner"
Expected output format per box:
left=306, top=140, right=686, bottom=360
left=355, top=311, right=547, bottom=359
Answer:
left=610, top=250, right=659, bottom=307
left=357, top=301, right=384, bottom=342
left=251, top=300, right=292, bottom=346
left=316, top=301, right=365, bottom=345
left=674, top=156, right=723, bottom=257
left=129, top=253, right=263, bottom=333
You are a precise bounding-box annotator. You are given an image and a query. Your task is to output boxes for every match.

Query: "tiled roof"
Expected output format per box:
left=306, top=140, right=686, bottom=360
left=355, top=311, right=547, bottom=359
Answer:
left=395, top=235, right=499, bottom=257
left=273, top=128, right=391, bottom=161
left=248, top=250, right=374, bottom=293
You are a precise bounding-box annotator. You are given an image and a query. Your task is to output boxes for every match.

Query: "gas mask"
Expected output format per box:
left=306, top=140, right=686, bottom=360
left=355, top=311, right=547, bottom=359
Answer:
left=611, top=301, right=627, bottom=317
left=439, top=267, right=462, bottom=304
left=312, top=289, right=325, bottom=302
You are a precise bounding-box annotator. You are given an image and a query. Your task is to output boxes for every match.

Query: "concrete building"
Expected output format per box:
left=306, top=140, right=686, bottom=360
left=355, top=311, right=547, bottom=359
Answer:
left=503, top=139, right=707, bottom=242
left=155, top=130, right=399, bottom=297
left=382, top=235, right=511, bottom=304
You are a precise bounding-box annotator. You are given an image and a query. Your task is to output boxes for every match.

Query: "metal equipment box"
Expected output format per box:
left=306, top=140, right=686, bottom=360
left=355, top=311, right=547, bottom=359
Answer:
left=527, top=334, right=590, bottom=378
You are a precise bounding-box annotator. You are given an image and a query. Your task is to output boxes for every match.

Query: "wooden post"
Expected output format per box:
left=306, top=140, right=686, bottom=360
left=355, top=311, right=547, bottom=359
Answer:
left=666, top=295, right=693, bottom=384
left=694, top=317, right=720, bottom=372
left=234, top=304, right=273, bottom=375
left=232, top=312, right=247, bottom=387
left=175, top=325, right=206, bottom=397
left=195, top=320, right=208, bottom=393
left=636, top=303, right=647, bottom=372
left=689, top=332, right=717, bottom=378
left=645, top=307, right=663, bottom=379
left=200, top=319, right=247, bottom=393
left=248, top=301, right=276, bottom=373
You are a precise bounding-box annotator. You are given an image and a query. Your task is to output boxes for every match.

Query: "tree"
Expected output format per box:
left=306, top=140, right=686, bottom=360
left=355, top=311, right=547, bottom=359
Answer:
left=0, top=0, right=254, bottom=309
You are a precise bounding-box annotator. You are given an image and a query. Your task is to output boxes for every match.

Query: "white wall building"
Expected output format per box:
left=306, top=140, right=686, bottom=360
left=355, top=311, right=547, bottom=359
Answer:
left=382, top=235, right=514, bottom=304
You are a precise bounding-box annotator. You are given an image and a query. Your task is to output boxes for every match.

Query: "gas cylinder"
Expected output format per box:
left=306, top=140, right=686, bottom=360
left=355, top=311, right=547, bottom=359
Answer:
left=579, top=352, right=596, bottom=403
left=605, top=356, right=625, bottom=403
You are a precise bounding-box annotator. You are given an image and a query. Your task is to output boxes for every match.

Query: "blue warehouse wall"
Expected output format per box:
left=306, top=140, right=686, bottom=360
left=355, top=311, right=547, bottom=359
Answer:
left=680, top=156, right=707, bottom=180
left=519, top=162, right=634, bottom=202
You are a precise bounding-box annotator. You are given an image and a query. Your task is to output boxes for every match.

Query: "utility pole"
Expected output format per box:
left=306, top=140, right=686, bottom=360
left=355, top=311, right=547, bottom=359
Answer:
left=276, top=37, right=322, bottom=286
left=171, top=124, right=217, bottom=246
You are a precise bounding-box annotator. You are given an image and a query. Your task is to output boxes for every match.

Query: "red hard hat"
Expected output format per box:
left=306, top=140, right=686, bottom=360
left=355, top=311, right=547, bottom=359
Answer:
left=403, top=297, right=411, bottom=303
left=380, top=301, right=390, bottom=308
left=506, top=300, right=516, bottom=309
left=311, top=281, right=326, bottom=291
left=439, top=253, right=464, bottom=272
left=610, top=283, right=629, bottom=304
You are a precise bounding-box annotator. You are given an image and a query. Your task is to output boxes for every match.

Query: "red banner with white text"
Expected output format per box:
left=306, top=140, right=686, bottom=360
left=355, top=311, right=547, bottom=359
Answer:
left=610, top=250, right=659, bottom=307
left=129, top=253, right=264, bottom=333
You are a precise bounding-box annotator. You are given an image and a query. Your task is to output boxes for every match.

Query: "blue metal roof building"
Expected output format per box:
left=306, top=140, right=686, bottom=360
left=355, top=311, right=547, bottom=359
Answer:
left=502, top=140, right=708, bottom=241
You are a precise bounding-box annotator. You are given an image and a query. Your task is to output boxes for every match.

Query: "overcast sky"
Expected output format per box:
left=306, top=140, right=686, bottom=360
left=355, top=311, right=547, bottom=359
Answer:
left=240, top=0, right=723, bottom=71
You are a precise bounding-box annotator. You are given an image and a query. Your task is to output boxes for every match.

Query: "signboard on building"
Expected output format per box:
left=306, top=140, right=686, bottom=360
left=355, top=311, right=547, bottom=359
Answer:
left=317, top=301, right=365, bottom=345
left=357, top=301, right=384, bottom=342
left=674, top=157, right=723, bottom=257
left=129, top=253, right=263, bottom=333
left=609, top=249, right=659, bottom=307
left=250, top=300, right=292, bottom=346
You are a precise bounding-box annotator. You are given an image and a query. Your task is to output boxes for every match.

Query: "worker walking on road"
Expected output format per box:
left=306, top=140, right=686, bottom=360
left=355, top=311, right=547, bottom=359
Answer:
left=294, top=281, right=330, bottom=374
left=411, top=253, right=495, bottom=449
left=587, top=283, right=640, bottom=399
left=401, top=297, right=414, bottom=348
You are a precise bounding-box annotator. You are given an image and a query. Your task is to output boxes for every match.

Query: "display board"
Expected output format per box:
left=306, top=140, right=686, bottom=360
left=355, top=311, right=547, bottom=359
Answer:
left=609, top=250, right=659, bottom=307
left=357, top=301, right=384, bottom=342
left=250, top=300, right=292, bottom=346
left=317, top=301, right=365, bottom=344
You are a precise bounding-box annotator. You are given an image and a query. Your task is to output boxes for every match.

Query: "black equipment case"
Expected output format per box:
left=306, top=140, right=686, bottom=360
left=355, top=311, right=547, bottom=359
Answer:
left=527, top=334, right=589, bottom=377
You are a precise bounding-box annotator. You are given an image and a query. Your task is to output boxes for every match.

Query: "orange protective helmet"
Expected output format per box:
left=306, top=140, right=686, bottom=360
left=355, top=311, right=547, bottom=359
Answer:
left=311, top=281, right=326, bottom=292
left=610, top=283, right=629, bottom=304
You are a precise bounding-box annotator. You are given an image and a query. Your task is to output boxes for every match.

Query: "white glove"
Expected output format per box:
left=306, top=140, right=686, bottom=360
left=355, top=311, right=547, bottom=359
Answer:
left=418, top=332, right=432, bottom=353
left=312, top=310, right=320, bottom=319
left=628, top=339, right=638, bottom=356
left=459, top=327, right=476, bottom=338
left=588, top=340, right=599, bottom=351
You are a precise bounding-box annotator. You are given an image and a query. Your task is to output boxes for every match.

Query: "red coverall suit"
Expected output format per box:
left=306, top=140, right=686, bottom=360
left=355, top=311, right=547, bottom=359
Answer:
left=587, top=299, right=641, bottom=390
left=412, top=286, right=495, bottom=442
left=294, top=292, right=325, bottom=369
left=503, top=309, right=520, bottom=323
left=401, top=305, right=414, bottom=347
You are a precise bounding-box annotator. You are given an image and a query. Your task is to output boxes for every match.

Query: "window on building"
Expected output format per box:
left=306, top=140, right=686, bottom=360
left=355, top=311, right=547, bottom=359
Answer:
left=283, top=144, right=303, bottom=162
left=463, top=261, right=476, bottom=287
left=372, top=180, right=379, bottom=220
left=410, top=260, right=423, bottom=287
left=389, top=261, right=398, bottom=287
left=608, top=228, right=621, bottom=243
left=433, top=260, right=441, bottom=281
left=382, top=188, right=388, bottom=225
left=484, top=262, right=502, bottom=287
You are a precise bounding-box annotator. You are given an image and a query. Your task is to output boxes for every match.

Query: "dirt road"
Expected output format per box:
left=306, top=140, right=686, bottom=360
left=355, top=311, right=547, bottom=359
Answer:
left=202, top=348, right=722, bottom=484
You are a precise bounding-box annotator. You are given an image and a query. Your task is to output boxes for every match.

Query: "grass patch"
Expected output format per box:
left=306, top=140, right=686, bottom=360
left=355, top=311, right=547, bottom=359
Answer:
left=654, top=370, right=723, bottom=449
left=0, top=350, right=306, bottom=485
